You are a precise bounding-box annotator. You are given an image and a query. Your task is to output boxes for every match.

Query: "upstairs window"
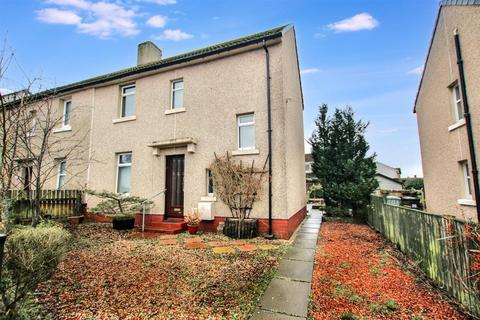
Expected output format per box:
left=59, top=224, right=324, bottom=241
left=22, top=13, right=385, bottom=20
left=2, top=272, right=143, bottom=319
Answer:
left=28, top=110, right=37, bottom=136
left=117, top=153, right=132, bottom=193
left=57, top=160, right=66, bottom=190
left=63, top=100, right=71, bottom=127
left=452, top=83, right=464, bottom=122
left=171, top=79, right=184, bottom=109
left=237, top=113, right=255, bottom=150
left=121, top=85, right=136, bottom=117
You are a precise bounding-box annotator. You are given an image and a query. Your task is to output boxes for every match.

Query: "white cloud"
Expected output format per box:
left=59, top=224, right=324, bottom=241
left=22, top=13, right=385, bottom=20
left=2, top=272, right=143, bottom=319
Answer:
left=301, top=68, right=320, bottom=75
left=328, top=13, right=379, bottom=33
left=36, top=8, right=82, bottom=25
left=155, top=29, right=193, bottom=41
left=0, top=88, right=12, bottom=95
left=378, top=128, right=399, bottom=134
left=37, top=0, right=140, bottom=38
left=408, top=65, right=424, bottom=75
left=146, top=15, right=167, bottom=28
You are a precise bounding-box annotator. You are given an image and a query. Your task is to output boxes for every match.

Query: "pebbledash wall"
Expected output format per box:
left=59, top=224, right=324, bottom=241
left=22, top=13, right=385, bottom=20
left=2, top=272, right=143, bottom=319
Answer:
left=37, top=26, right=307, bottom=239
left=415, top=3, right=480, bottom=222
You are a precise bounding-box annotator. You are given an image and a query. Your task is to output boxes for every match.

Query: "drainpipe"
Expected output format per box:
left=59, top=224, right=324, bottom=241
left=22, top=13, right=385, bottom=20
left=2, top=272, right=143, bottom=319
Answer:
left=454, top=30, right=480, bottom=222
left=263, top=40, right=274, bottom=239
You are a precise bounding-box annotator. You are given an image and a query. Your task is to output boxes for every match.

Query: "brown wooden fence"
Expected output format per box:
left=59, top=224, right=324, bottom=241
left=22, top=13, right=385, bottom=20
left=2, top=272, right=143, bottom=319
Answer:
left=368, top=196, right=480, bottom=316
left=7, top=189, right=84, bottom=220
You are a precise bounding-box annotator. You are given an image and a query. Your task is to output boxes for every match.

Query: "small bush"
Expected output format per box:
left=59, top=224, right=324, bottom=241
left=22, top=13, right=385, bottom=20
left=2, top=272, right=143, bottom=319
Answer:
left=340, top=311, right=359, bottom=320
left=325, top=206, right=351, bottom=217
left=0, top=223, right=71, bottom=319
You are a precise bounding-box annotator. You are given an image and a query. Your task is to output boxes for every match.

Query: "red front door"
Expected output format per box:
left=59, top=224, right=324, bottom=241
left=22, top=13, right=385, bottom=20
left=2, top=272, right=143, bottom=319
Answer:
left=165, top=155, right=184, bottom=218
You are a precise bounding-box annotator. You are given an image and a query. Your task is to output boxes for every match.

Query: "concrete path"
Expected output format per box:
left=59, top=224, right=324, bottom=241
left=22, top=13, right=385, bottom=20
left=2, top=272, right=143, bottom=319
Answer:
left=251, top=208, right=322, bottom=320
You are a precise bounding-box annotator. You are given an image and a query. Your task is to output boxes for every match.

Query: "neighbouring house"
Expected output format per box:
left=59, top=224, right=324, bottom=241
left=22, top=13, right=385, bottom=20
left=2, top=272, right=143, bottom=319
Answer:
left=415, top=1, right=480, bottom=222
left=305, top=153, right=319, bottom=187
left=10, top=25, right=306, bottom=238
left=375, top=162, right=403, bottom=191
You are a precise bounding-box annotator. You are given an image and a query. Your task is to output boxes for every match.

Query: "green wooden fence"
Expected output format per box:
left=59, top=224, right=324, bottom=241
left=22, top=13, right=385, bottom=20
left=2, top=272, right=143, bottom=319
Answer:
left=368, top=196, right=480, bottom=316
left=7, top=189, right=84, bottom=220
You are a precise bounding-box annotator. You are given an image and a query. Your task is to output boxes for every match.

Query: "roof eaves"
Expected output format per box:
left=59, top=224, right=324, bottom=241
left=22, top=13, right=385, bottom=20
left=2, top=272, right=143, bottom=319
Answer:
left=31, top=25, right=288, bottom=100
left=440, top=0, right=480, bottom=6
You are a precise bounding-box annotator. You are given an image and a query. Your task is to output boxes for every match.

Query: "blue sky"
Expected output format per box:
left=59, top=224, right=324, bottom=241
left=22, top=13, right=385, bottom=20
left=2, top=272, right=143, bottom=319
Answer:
left=0, top=0, right=440, bottom=176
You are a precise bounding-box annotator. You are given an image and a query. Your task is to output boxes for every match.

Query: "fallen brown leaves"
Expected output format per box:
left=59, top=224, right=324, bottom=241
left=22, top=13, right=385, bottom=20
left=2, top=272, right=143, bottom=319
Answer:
left=310, top=221, right=470, bottom=320
left=36, top=223, right=285, bottom=319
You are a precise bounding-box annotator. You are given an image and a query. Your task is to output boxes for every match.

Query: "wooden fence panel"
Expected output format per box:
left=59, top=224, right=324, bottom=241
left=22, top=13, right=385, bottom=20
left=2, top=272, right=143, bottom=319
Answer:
left=7, top=189, right=83, bottom=220
left=368, top=196, right=480, bottom=316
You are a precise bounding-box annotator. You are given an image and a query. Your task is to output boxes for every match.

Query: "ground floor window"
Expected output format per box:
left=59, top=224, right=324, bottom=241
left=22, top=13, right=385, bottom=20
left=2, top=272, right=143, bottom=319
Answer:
left=117, top=153, right=132, bottom=193
left=461, top=160, right=472, bottom=199
left=57, top=160, right=66, bottom=189
left=206, top=169, right=214, bottom=196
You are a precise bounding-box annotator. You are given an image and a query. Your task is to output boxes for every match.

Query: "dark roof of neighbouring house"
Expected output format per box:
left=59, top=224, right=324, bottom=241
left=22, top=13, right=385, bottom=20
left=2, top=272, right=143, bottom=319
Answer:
left=413, top=1, right=480, bottom=113
left=27, top=25, right=289, bottom=101
left=440, top=0, right=480, bottom=5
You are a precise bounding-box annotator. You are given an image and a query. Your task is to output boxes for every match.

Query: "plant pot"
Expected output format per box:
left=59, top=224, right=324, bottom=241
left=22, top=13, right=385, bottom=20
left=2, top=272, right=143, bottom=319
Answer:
left=223, top=218, right=258, bottom=239
left=67, top=215, right=84, bottom=225
left=112, top=216, right=135, bottom=230
left=188, top=225, right=199, bottom=234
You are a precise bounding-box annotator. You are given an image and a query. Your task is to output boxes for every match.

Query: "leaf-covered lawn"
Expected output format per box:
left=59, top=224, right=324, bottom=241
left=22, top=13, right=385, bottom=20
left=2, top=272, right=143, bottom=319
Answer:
left=310, top=221, right=469, bottom=320
left=36, top=223, right=287, bottom=320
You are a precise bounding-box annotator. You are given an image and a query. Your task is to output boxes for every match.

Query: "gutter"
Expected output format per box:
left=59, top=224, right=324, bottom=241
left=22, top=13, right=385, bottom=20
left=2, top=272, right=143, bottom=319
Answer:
left=454, top=30, right=480, bottom=221
left=263, top=40, right=274, bottom=239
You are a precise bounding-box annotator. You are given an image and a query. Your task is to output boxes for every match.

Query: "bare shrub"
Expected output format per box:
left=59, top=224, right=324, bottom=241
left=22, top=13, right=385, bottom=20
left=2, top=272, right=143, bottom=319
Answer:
left=209, top=152, right=267, bottom=220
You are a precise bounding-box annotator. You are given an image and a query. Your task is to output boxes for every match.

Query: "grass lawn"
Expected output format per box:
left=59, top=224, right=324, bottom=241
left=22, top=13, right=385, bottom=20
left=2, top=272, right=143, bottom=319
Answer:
left=310, top=221, right=470, bottom=320
left=36, top=223, right=287, bottom=320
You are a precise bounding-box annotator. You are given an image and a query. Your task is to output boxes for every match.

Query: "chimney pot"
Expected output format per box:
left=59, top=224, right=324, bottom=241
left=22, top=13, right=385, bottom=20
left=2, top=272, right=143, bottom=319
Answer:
left=137, top=41, right=162, bottom=66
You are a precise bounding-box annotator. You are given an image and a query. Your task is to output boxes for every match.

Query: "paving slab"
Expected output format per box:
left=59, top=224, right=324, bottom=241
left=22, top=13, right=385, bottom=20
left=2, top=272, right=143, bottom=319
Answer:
left=295, top=233, right=318, bottom=240
left=298, top=228, right=319, bottom=234
left=276, top=259, right=313, bottom=282
left=238, top=244, right=257, bottom=252
left=184, top=237, right=203, bottom=243
left=251, top=310, right=305, bottom=320
left=212, top=246, right=236, bottom=254
left=284, top=247, right=315, bottom=262
left=302, top=223, right=321, bottom=228
left=158, top=239, right=178, bottom=245
left=293, top=238, right=318, bottom=249
left=185, top=242, right=207, bottom=249
left=258, top=244, right=277, bottom=250
left=258, top=278, right=311, bottom=317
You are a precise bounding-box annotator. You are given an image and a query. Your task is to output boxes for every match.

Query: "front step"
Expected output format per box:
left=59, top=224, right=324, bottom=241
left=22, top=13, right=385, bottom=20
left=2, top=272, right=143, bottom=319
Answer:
left=136, top=219, right=187, bottom=234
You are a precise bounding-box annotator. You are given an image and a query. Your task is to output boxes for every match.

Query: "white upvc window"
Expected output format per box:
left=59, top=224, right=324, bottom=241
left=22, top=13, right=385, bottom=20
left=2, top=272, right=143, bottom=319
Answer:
left=117, top=152, right=132, bottom=193
left=462, top=160, right=473, bottom=199
left=171, top=79, right=184, bottom=109
left=305, top=163, right=312, bottom=173
left=121, top=85, right=136, bottom=118
left=63, top=100, right=71, bottom=127
left=57, top=160, right=66, bottom=190
left=452, top=83, right=464, bottom=122
left=206, top=169, right=214, bottom=196
left=237, top=113, right=255, bottom=150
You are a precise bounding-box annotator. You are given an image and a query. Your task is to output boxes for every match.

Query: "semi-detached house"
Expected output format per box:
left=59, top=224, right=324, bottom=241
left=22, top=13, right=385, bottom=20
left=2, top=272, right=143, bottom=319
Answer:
left=25, top=25, right=307, bottom=238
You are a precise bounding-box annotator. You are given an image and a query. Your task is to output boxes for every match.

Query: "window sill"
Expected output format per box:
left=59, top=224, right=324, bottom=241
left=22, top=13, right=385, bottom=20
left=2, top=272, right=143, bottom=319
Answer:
left=232, top=149, right=259, bottom=156
left=458, top=199, right=475, bottom=206
left=200, top=196, right=217, bottom=202
left=448, top=118, right=465, bottom=132
left=113, top=115, right=137, bottom=124
left=165, top=107, right=186, bottom=115
left=53, top=126, right=72, bottom=133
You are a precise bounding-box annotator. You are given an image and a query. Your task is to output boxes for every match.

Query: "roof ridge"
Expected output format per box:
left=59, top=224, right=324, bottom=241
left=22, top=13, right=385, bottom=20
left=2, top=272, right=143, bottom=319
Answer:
left=37, top=24, right=289, bottom=97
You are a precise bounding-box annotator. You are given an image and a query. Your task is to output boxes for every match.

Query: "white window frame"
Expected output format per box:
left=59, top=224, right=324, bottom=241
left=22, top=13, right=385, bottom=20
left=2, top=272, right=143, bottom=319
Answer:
left=170, top=79, right=184, bottom=110
left=305, top=162, right=312, bottom=174
left=56, top=160, right=66, bottom=190
left=116, top=152, right=132, bottom=194
left=237, top=113, right=255, bottom=150
left=462, top=161, right=473, bottom=199
left=206, top=169, right=214, bottom=197
left=452, top=83, right=464, bottom=122
left=120, top=84, right=136, bottom=118
left=63, top=100, right=71, bottom=127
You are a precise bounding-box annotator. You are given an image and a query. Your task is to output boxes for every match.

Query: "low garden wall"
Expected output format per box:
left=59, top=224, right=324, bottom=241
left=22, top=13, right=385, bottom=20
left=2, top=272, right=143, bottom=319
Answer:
left=368, top=196, right=480, bottom=316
